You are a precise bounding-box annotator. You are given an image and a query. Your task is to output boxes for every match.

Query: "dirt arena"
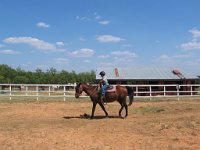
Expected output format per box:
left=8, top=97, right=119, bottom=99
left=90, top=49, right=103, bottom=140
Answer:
left=0, top=98, right=200, bottom=150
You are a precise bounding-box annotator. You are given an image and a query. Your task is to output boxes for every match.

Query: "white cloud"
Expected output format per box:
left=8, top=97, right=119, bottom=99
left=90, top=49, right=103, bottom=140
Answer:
left=4, top=37, right=56, bottom=51
left=77, top=12, right=110, bottom=26
left=56, top=41, right=64, bottom=46
left=53, top=58, right=68, bottom=64
left=83, top=60, right=90, bottom=63
left=71, top=48, right=94, bottom=57
left=189, top=29, right=200, bottom=38
left=99, top=55, right=110, bottom=59
left=94, top=12, right=101, bottom=20
left=180, top=39, right=200, bottom=50
left=99, top=62, right=113, bottom=67
left=122, top=44, right=132, bottom=47
left=79, top=37, right=86, bottom=42
left=160, top=54, right=170, bottom=59
left=36, top=22, right=50, bottom=28
left=180, top=29, right=200, bottom=50
left=98, top=20, right=110, bottom=25
left=76, top=16, right=91, bottom=21
left=0, top=49, right=19, bottom=54
left=96, top=35, right=125, bottom=43
left=95, top=15, right=101, bottom=20
left=111, top=51, right=136, bottom=58
left=157, top=54, right=190, bottom=63
left=173, top=54, right=190, bottom=58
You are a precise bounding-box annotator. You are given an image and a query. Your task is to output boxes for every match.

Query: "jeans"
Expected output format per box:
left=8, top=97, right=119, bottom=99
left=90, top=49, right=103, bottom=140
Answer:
left=102, top=84, right=108, bottom=97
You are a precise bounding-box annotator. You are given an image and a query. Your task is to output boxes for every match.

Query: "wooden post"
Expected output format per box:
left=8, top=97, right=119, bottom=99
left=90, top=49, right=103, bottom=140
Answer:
left=36, top=86, right=39, bottom=101
left=176, top=85, right=180, bottom=101
left=26, top=86, right=28, bottom=96
left=9, top=85, right=12, bottom=100
left=150, top=86, right=152, bottom=101
left=164, top=86, right=166, bottom=96
left=64, top=86, right=66, bottom=101
left=49, top=86, right=51, bottom=97
left=136, top=86, right=138, bottom=97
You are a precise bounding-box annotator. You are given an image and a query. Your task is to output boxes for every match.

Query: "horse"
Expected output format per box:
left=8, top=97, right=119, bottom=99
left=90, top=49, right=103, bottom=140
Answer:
left=75, top=82, right=134, bottom=119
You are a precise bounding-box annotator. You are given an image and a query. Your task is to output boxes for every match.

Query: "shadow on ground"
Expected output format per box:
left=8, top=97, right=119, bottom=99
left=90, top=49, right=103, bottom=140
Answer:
left=63, top=113, right=120, bottom=119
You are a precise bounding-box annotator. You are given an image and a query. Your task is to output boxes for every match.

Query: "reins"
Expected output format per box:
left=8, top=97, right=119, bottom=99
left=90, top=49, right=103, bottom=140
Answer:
left=81, top=84, right=99, bottom=97
left=88, top=85, right=98, bottom=97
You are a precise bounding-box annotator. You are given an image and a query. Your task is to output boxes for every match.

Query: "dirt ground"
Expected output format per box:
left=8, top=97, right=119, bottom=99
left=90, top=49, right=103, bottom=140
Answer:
left=0, top=98, right=200, bottom=150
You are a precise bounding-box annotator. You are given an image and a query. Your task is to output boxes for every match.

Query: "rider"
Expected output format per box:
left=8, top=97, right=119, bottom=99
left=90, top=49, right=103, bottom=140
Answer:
left=99, top=71, right=109, bottom=103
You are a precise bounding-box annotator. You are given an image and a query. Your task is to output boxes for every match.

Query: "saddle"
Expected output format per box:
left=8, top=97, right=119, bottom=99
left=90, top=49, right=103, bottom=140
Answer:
left=106, top=85, right=116, bottom=93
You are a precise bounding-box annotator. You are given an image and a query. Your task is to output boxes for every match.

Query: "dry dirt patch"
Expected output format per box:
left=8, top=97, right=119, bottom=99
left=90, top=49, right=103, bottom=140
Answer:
left=0, top=99, right=200, bottom=150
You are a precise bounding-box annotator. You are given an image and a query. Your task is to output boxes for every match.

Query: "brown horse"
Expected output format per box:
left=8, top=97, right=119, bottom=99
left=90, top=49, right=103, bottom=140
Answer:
left=75, top=83, right=134, bottom=119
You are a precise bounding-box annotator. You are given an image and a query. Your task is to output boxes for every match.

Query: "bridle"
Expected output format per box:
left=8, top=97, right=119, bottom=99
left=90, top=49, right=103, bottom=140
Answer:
left=75, top=83, right=99, bottom=97
left=75, top=84, right=83, bottom=98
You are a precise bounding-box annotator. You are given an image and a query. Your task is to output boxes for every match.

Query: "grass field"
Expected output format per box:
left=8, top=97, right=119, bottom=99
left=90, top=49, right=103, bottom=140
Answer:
left=0, top=97, right=200, bottom=150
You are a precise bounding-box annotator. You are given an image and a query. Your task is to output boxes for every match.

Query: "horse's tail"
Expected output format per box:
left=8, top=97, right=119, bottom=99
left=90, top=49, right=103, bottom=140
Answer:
left=126, top=86, right=134, bottom=106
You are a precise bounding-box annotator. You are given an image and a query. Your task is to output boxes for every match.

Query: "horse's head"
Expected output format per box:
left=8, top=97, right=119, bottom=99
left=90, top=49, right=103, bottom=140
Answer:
left=75, top=83, right=83, bottom=98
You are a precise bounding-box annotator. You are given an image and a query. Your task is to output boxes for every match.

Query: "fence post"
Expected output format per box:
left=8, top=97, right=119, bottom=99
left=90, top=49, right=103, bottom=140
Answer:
left=176, top=85, right=180, bottom=101
left=36, top=86, right=39, bottom=101
left=26, top=86, right=28, bottom=96
left=150, top=86, right=152, bottom=101
left=190, top=86, right=193, bottom=96
left=136, top=86, right=138, bottom=97
left=64, top=86, right=66, bottom=101
left=9, top=85, right=12, bottom=100
left=48, top=86, right=51, bottom=97
left=164, top=86, right=166, bottom=96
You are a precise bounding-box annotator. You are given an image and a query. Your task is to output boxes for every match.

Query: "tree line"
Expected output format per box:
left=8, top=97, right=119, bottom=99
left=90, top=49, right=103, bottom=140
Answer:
left=0, top=64, right=96, bottom=84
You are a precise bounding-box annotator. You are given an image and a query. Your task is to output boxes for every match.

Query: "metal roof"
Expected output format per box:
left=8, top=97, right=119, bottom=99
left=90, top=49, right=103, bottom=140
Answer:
left=96, top=67, right=198, bottom=80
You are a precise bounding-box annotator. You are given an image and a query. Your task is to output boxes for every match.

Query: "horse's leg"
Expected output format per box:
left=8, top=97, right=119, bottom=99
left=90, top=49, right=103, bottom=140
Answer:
left=119, top=97, right=128, bottom=118
left=91, top=101, right=97, bottom=119
left=119, top=104, right=124, bottom=118
left=124, top=103, right=128, bottom=118
left=98, top=102, right=108, bottom=117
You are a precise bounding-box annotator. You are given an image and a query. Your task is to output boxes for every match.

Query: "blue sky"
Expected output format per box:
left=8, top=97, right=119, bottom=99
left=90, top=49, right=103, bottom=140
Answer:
left=0, top=0, right=200, bottom=75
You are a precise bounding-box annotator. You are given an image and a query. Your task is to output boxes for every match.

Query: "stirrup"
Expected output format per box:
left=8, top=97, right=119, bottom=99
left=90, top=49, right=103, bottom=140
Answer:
left=101, top=96, right=106, bottom=104
left=102, top=97, right=107, bottom=105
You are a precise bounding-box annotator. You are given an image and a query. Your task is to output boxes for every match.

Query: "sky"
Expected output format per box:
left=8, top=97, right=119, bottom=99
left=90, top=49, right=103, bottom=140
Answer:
left=0, top=0, right=200, bottom=75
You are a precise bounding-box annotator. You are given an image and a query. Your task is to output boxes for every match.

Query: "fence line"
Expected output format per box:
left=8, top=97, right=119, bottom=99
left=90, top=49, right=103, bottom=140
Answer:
left=0, top=83, right=200, bottom=101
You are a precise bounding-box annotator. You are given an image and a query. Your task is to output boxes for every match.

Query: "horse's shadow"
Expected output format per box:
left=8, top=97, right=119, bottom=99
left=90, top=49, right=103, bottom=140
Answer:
left=63, top=113, right=120, bottom=120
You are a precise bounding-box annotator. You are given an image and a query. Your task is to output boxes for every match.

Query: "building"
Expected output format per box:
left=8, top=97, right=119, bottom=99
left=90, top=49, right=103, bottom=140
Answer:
left=96, top=67, right=199, bottom=96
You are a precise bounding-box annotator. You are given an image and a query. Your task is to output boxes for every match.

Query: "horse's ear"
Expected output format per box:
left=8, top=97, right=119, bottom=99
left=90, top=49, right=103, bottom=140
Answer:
left=76, top=83, right=80, bottom=87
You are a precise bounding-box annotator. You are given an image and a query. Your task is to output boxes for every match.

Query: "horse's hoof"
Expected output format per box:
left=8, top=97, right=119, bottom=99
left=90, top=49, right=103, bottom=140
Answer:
left=119, top=115, right=127, bottom=119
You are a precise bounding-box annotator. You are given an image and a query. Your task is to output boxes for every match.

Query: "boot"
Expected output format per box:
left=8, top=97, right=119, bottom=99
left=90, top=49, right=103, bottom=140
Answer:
left=101, top=95, right=107, bottom=105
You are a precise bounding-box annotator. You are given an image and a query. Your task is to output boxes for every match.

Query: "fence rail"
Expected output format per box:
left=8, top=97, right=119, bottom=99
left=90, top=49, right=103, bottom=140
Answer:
left=0, top=83, right=200, bottom=101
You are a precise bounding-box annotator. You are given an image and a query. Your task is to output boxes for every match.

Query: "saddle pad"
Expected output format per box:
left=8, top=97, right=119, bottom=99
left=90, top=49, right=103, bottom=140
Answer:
left=106, top=85, right=116, bottom=92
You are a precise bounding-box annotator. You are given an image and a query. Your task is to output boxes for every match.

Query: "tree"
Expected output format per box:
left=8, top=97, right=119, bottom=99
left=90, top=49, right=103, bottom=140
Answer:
left=0, top=64, right=16, bottom=83
left=0, top=64, right=96, bottom=84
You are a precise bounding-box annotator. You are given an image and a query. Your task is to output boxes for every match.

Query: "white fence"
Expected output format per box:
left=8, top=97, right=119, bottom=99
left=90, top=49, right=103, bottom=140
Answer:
left=0, top=84, right=76, bottom=101
left=0, top=83, right=200, bottom=101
